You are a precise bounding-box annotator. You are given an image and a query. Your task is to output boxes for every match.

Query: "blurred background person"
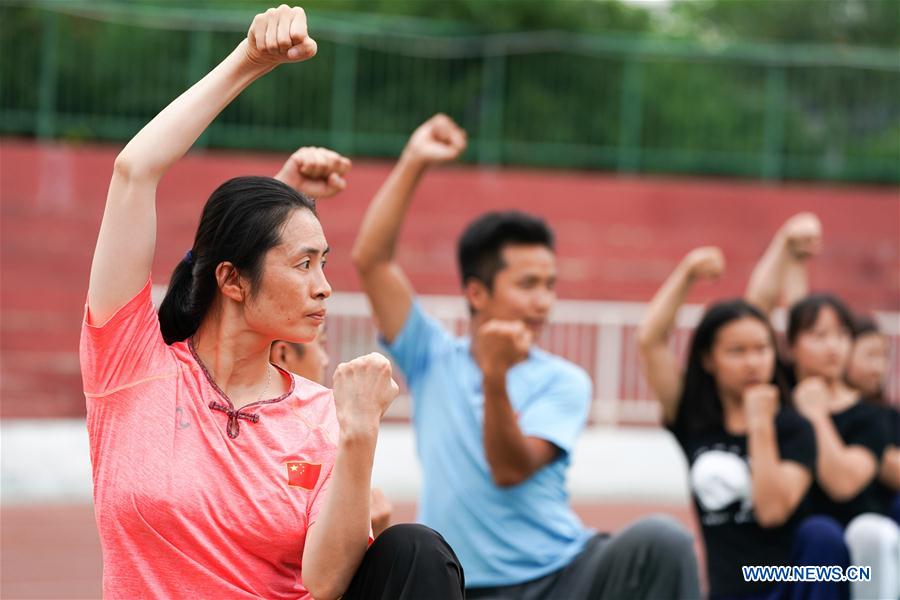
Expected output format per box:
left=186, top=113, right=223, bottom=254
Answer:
left=638, top=246, right=846, bottom=600
left=847, top=315, right=900, bottom=525
left=747, top=216, right=898, bottom=600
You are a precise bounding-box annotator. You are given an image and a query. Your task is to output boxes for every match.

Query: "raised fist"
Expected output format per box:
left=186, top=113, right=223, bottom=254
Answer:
left=793, top=376, right=830, bottom=421
left=682, top=247, right=725, bottom=282
left=243, top=5, right=317, bottom=67
left=474, top=320, right=532, bottom=377
left=275, top=146, right=351, bottom=198
left=403, top=114, right=467, bottom=166
left=780, top=212, right=822, bottom=260
left=743, top=383, right=779, bottom=427
left=332, top=353, right=399, bottom=434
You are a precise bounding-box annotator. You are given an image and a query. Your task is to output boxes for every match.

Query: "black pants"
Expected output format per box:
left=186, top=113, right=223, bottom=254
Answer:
left=343, top=523, right=466, bottom=600
left=467, top=514, right=701, bottom=600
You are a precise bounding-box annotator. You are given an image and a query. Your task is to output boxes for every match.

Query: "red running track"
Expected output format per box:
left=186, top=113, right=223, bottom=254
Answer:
left=0, top=501, right=700, bottom=599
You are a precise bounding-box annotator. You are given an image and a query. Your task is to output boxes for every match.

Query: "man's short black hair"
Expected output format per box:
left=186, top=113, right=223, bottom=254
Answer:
left=457, top=211, right=555, bottom=291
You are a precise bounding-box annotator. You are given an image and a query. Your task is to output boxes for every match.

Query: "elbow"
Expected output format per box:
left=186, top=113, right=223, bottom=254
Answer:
left=304, top=576, right=344, bottom=600
left=820, top=475, right=864, bottom=503
left=490, top=465, right=530, bottom=488
left=350, top=245, right=372, bottom=274
left=635, top=327, right=655, bottom=354
left=112, top=152, right=157, bottom=182
left=754, top=503, right=791, bottom=528
left=825, top=482, right=862, bottom=503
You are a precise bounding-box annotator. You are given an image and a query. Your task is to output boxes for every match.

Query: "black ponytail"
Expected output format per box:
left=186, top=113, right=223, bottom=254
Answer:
left=158, top=176, right=316, bottom=345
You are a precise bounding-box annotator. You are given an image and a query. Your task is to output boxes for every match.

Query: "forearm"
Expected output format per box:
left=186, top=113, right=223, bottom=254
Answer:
left=482, top=373, right=537, bottom=486
left=116, top=43, right=267, bottom=181
left=351, top=153, right=427, bottom=271
left=748, top=419, right=792, bottom=525
left=637, top=262, right=693, bottom=349
left=302, top=430, right=377, bottom=600
left=781, top=260, right=809, bottom=309
left=810, top=414, right=876, bottom=500
left=746, top=234, right=792, bottom=315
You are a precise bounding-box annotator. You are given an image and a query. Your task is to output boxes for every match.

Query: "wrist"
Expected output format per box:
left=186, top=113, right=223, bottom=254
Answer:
left=339, top=423, right=379, bottom=448
left=747, top=415, right=775, bottom=435
left=234, top=40, right=278, bottom=78
left=483, top=370, right=507, bottom=392
left=398, top=149, right=431, bottom=172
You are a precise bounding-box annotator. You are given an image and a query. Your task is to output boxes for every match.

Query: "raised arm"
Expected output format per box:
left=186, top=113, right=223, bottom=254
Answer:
left=637, top=247, right=725, bottom=424
left=350, top=114, right=467, bottom=342
left=744, top=385, right=813, bottom=527
left=745, top=212, right=822, bottom=316
left=88, top=5, right=316, bottom=324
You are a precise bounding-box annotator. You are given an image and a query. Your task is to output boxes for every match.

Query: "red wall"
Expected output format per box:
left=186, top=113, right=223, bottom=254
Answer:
left=2, top=139, right=898, bottom=417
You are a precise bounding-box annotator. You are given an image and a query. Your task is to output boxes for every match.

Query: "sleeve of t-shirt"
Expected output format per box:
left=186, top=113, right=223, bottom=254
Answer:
left=79, top=278, right=175, bottom=398
left=842, top=404, right=891, bottom=462
left=776, top=409, right=817, bottom=473
left=379, top=300, right=451, bottom=387
left=518, top=365, right=592, bottom=457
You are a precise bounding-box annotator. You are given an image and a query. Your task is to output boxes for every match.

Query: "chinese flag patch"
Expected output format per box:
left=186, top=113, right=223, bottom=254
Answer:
left=286, top=461, right=321, bottom=490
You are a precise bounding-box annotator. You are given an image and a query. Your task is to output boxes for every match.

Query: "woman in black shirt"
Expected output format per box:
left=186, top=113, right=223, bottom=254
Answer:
left=787, top=295, right=898, bottom=600
left=638, top=247, right=844, bottom=599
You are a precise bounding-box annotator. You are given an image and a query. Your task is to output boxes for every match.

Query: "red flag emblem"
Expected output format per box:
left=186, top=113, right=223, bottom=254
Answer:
left=286, top=461, right=321, bottom=490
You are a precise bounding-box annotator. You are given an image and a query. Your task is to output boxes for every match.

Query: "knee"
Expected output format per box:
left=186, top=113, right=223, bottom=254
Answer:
left=845, top=513, right=899, bottom=555
left=627, top=514, right=696, bottom=557
left=796, top=514, right=845, bottom=547
left=372, top=523, right=457, bottom=562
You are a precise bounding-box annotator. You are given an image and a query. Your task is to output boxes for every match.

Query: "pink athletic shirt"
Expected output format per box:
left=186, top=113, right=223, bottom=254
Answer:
left=80, top=279, right=339, bottom=599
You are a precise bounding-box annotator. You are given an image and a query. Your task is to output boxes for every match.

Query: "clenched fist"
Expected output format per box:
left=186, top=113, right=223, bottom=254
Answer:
left=793, top=376, right=830, bottom=421
left=403, top=114, right=467, bottom=166
left=332, top=353, right=399, bottom=435
left=275, top=146, right=351, bottom=198
left=474, top=320, right=533, bottom=377
left=779, top=212, right=822, bottom=260
left=743, top=383, right=779, bottom=429
left=242, top=5, right=317, bottom=68
left=682, top=246, right=725, bottom=282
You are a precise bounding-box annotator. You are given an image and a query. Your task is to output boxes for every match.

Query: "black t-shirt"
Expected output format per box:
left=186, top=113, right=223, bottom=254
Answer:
left=668, top=407, right=817, bottom=599
left=807, top=401, right=891, bottom=526
left=875, top=404, right=900, bottom=512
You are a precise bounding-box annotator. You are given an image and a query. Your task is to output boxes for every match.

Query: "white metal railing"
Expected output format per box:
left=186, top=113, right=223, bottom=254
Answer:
left=152, top=287, right=900, bottom=426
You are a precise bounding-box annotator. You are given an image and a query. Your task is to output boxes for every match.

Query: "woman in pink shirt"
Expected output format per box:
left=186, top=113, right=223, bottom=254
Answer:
left=80, top=5, right=464, bottom=599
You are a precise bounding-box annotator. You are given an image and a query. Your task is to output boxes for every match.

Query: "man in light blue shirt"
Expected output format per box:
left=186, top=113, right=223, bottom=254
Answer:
left=352, top=114, right=700, bottom=599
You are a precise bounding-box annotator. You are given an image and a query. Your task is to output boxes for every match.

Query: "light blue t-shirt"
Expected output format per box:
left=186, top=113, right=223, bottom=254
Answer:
left=382, top=301, right=595, bottom=587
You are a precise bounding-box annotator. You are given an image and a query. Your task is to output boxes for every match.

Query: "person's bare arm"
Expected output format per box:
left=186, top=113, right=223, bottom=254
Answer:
left=88, top=6, right=316, bottom=324
left=302, top=354, right=398, bottom=600
left=745, top=212, right=822, bottom=316
left=744, top=385, right=813, bottom=526
left=637, top=247, right=724, bottom=424
left=350, top=114, right=466, bottom=342
left=476, top=320, right=558, bottom=486
left=880, top=446, right=900, bottom=490
left=795, top=378, right=878, bottom=500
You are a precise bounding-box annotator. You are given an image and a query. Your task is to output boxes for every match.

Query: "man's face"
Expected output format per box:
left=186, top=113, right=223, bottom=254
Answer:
left=469, top=244, right=556, bottom=335
left=270, top=332, right=330, bottom=385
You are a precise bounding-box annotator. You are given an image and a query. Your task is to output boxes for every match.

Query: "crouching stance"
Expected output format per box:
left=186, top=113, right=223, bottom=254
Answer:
left=80, top=6, right=462, bottom=599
